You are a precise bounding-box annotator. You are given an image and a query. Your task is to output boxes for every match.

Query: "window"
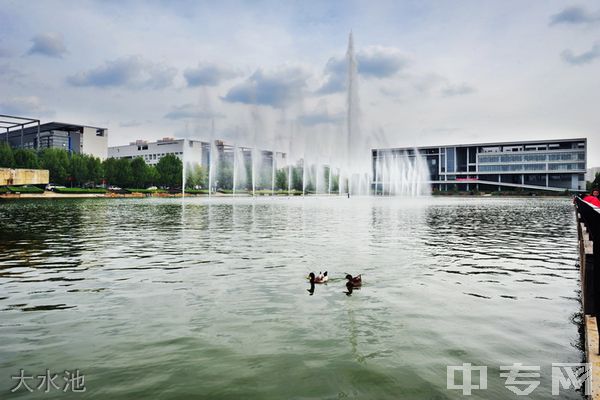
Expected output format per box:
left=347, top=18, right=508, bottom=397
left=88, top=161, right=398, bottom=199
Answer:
left=481, top=146, right=501, bottom=153
left=446, top=147, right=455, bottom=173
left=524, top=154, right=546, bottom=162
left=96, top=129, right=105, bottom=137
left=500, top=155, right=522, bottom=162
left=548, top=163, right=585, bottom=171
left=479, top=155, right=500, bottom=163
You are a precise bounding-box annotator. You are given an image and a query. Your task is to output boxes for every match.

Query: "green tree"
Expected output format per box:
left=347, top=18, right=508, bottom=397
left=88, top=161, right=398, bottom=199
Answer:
left=114, top=158, right=133, bottom=187
left=0, top=143, right=15, bottom=168
left=69, top=153, right=89, bottom=186
left=593, top=173, right=600, bottom=191
left=217, top=159, right=233, bottom=190
left=156, top=154, right=182, bottom=188
left=39, top=148, right=69, bottom=184
left=13, top=149, right=39, bottom=169
left=103, top=157, right=132, bottom=187
left=331, top=173, right=339, bottom=193
left=186, top=163, right=208, bottom=189
left=103, top=157, right=118, bottom=185
left=147, top=166, right=159, bottom=186
left=275, top=168, right=287, bottom=190
left=87, top=156, right=104, bottom=184
left=131, top=157, right=150, bottom=188
left=292, top=165, right=303, bottom=191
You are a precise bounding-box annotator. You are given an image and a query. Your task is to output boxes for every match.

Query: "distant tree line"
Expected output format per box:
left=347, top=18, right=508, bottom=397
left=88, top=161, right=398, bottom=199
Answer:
left=587, top=173, right=600, bottom=192
left=0, top=143, right=345, bottom=192
left=0, top=143, right=185, bottom=189
left=213, top=161, right=340, bottom=192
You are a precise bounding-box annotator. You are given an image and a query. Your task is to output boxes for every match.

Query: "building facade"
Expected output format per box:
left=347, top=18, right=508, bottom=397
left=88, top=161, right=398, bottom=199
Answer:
left=108, top=138, right=287, bottom=171
left=373, top=138, right=587, bottom=192
left=108, top=138, right=208, bottom=167
left=0, top=122, right=108, bottom=160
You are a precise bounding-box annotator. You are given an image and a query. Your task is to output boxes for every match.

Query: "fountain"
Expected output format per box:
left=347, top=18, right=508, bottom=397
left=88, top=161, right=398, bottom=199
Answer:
left=181, top=32, right=430, bottom=197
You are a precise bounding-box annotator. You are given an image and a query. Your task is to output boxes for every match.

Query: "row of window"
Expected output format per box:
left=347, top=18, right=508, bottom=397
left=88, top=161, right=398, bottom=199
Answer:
left=480, top=143, right=584, bottom=153
left=479, top=152, right=585, bottom=163
left=139, top=152, right=183, bottom=162
left=478, top=163, right=585, bottom=172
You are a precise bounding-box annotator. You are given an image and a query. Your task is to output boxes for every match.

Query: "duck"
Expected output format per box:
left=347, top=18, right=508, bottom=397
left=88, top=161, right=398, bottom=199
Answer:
left=308, top=271, right=328, bottom=284
left=345, top=274, right=362, bottom=287
left=316, top=271, right=328, bottom=283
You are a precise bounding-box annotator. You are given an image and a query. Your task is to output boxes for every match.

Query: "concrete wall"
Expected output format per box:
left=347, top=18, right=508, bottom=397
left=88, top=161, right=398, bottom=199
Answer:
left=0, top=168, right=49, bottom=186
left=82, top=126, right=108, bottom=160
left=109, top=139, right=204, bottom=166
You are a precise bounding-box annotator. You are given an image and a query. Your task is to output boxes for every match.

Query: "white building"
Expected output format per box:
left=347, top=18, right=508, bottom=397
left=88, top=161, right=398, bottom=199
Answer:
left=108, top=137, right=208, bottom=166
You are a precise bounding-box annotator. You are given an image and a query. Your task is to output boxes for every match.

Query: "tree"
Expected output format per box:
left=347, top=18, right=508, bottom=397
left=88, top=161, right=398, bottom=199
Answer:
left=39, top=148, right=69, bottom=185
left=292, top=165, right=303, bottom=191
left=87, top=156, right=104, bottom=184
left=156, top=154, right=182, bottom=188
left=186, top=163, right=208, bottom=189
left=147, top=166, right=159, bottom=186
left=69, top=153, right=88, bottom=186
left=593, top=173, right=600, bottom=191
left=114, top=158, right=133, bottom=187
left=103, top=157, right=132, bottom=187
left=13, top=149, right=39, bottom=169
left=102, top=157, right=119, bottom=186
left=0, top=143, right=15, bottom=168
left=216, top=159, right=233, bottom=190
left=130, top=157, right=150, bottom=188
left=275, top=168, right=287, bottom=190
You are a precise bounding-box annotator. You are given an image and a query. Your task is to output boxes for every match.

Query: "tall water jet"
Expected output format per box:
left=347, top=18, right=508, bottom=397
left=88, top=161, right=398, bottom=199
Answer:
left=208, top=119, right=218, bottom=196
left=182, top=138, right=187, bottom=198
left=373, top=149, right=430, bottom=196
left=232, top=144, right=238, bottom=196
left=271, top=152, right=276, bottom=195
left=343, top=31, right=371, bottom=195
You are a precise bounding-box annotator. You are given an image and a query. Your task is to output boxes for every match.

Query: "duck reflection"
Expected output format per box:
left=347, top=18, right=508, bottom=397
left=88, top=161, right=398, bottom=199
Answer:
left=344, top=281, right=362, bottom=296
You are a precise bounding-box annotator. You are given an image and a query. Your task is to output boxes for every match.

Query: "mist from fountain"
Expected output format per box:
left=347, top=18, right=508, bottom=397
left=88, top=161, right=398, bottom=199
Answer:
left=374, top=150, right=431, bottom=196
left=180, top=31, right=430, bottom=198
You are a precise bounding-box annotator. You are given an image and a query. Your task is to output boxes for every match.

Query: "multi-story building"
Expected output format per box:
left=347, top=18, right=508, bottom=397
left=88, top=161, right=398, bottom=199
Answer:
left=373, top=138, right=587, bottom=192
left=108, top=138, right=287, bottom=172
left=108, top=137, right=209, bottom=167
left=0, top=121, right=108, bottom=159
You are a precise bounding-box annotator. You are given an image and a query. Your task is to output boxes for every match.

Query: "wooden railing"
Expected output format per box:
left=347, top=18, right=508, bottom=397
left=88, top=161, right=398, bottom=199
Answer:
left=575, top=196, right=600, bottom=353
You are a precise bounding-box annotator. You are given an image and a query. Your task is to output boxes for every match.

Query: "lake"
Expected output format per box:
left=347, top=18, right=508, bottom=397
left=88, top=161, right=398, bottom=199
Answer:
left=0, top=197, right=582, bottom=399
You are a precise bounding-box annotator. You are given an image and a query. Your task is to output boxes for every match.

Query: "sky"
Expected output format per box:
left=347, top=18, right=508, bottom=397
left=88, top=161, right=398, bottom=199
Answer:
left=0, top=0, right=599, bottom=166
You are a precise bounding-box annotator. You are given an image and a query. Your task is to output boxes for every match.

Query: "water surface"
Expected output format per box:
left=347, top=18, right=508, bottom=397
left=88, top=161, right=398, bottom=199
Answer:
left=0, top=197, right=582, bottom=399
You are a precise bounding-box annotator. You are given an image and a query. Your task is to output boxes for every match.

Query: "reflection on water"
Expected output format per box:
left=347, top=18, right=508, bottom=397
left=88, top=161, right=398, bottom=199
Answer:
left=0, top=197, right=582, bottom=399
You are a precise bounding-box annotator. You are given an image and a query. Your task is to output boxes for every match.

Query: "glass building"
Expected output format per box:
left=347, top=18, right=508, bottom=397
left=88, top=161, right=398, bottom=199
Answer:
left=372, top=138, right=587, bottom=192
left=0, top=122, right=108, bottom=160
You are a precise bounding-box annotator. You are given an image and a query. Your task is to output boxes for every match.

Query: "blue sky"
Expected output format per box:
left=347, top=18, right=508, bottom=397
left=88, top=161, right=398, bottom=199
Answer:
left=0, top=0, right=599, bottom=165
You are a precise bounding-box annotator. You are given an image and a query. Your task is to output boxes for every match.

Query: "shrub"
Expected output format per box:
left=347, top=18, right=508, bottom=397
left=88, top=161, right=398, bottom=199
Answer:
left=7, top=186, right=44, bottom=193
left=53, top=187, right=107, bottom=194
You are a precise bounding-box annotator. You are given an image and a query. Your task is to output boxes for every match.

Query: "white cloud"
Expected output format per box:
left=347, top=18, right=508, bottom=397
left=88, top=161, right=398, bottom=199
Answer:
left=184, top=64, right=239, bottom=87
left=317, top=46, right=410, bottom=94
left=223, top=66, right=310, bottom=108
left=67, top=56, right=176, bottom=89
left=561, top=43, right=600, bottom=65
left=27, top=32, right=67, bottom=58
left=0, top=96, right=54, bottom=117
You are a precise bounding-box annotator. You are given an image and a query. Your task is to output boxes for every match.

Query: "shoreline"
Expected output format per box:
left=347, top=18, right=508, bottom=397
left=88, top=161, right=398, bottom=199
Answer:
left=0, top=191, right=574, bottom=200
